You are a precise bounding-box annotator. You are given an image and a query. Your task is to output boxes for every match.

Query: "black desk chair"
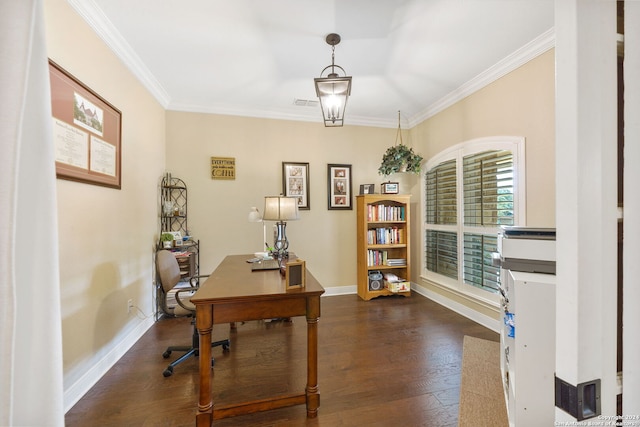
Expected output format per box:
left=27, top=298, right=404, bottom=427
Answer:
left=156, top=249, right=230, bottom=377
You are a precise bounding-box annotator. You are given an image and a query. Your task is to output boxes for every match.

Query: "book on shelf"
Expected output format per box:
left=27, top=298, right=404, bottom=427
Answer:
left=367, top=204, right=406, bottom=222
left=367, top=227, right=405, bottom=245
left=366, top=250, right=407, bottom=267
left=367, top=249, right=388, bottom=266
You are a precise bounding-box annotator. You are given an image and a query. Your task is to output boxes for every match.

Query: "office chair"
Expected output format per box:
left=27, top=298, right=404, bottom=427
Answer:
left=156, top=249, right=230, bottom=377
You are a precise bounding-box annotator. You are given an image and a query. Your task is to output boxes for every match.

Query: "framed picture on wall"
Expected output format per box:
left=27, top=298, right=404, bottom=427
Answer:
left=327, top=164, right=352, bottom=210
left=282, top=162, right=310, bottom=210
left=48, top=60, right=122, bottom=189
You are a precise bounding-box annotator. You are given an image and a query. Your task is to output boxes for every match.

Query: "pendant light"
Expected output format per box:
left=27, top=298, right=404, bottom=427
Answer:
left=314, top=33, right=352, bottom=127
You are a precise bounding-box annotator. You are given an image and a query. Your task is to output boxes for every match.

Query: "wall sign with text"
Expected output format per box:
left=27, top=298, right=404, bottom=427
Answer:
left=211, top=157, right=236, bottom=180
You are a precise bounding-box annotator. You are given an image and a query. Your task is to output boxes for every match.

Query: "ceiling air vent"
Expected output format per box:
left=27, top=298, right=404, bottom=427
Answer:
left=293, top=98, right=319, bottom=107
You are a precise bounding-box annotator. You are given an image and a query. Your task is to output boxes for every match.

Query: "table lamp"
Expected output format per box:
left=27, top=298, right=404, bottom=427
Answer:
left=262, top=196, right=299, bottom=258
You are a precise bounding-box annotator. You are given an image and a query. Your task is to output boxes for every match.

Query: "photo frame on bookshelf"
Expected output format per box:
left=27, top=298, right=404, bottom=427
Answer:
left=381, top=182, right=399, bottom=194
left=359, top=184, right=375, bottom=195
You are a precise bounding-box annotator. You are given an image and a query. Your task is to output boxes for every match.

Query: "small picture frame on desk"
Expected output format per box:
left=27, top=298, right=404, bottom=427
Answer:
left=381, top=182, right=399, bottom=194
left=174, top=239, right=183, bottom=247
left=285, top=259, right=306, bottom=290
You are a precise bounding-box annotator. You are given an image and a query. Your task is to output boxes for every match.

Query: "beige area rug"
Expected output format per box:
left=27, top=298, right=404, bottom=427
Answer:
left=458, top=336, right=509, bottom=427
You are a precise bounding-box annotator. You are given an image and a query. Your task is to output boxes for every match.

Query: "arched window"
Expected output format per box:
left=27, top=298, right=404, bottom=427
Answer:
left=422, top=136, right=526, bottom=295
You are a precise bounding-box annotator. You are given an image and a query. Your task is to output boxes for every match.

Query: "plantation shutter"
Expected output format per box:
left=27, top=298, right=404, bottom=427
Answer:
left=463, top=233, right=500, bottom=292
left=425, top=159, right=457, bottom=224
left=463, top=150, right=514, bottom=226
left=426, top=230, right=458, bottom=279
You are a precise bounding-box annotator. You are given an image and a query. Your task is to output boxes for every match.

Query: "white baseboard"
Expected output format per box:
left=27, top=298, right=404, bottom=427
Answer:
left=63, top=316, right=154, bottom=413
left=322, top=285, right=357, bottom=296
left=411, top=282, right=501, bottom=333
left=323, top=284, right=499, bottom=333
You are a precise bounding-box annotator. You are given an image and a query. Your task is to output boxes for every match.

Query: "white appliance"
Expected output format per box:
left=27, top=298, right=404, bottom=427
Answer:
left=497, top=227, right=556, bottom=427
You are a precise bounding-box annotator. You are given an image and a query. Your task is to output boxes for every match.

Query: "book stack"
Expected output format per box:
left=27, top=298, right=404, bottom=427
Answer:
left=385, top=258, right=407, bottom=266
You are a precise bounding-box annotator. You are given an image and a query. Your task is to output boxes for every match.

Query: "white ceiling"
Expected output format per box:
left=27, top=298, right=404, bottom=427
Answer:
left=69, top=0, right=554, bottom=128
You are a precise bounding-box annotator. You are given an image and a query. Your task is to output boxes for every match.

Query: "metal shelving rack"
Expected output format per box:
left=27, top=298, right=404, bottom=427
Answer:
left=156, top=173, right=200, bottom=320
left=161, top=174, right=188, bottom=234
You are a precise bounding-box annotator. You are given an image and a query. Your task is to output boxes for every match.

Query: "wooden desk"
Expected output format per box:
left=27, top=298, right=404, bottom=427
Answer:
left=191, top=254, right=325, bottom=426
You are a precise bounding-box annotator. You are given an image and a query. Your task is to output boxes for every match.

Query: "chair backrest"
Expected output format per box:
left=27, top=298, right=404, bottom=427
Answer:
left=156, top=250, right=181, bottom=293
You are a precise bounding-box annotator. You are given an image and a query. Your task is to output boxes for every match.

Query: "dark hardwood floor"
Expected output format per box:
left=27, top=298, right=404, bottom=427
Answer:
left=66, top=293, right=498, bottom=427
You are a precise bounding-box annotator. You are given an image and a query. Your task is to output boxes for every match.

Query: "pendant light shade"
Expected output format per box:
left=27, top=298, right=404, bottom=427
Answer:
left=314, top=33, right=352, bottom=127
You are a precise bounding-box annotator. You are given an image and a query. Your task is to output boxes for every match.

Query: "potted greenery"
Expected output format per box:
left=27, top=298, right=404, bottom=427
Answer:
left=378, top=143, right=423, bottom=176
left=160, top=232, right=174, bottom=249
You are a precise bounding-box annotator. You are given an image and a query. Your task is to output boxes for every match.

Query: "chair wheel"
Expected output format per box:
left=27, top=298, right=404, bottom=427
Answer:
left=163, top=367, right=173, bottom=377
left=222, top=344, right=230, bottom=352
left=211, top=358, right=215, bottom=367
left=162, top=351, right=171, bottom=359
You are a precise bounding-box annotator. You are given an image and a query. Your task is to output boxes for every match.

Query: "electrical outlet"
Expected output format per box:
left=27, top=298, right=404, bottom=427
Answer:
left=127, top=299, right=133, bottom=313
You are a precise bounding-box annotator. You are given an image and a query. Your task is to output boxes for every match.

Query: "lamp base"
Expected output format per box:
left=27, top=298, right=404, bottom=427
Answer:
left=273, top=221, right=290, bottom=257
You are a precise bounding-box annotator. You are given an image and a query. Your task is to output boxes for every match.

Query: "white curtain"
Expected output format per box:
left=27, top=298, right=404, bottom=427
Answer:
left=0, top=0, right=65, bottom=425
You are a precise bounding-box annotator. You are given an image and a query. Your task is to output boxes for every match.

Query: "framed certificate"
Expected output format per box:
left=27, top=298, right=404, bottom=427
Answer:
left=49, top=60, right=122, bottom=189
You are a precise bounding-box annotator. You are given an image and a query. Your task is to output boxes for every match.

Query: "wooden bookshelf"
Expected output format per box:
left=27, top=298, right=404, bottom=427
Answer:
left=356, top=194, right=411, bottom=300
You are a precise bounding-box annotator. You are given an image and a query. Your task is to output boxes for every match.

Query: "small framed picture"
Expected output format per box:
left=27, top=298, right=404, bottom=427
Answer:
left=327, top=164, right=352, bottom=210
left=282, top=162, right=310, bottom=210
left=174, top=239, right=183, bottom=247
left=381, top=182, right=399, bottom=194
left=285, top=259, right=306, bottom=290
left=359, top=184, right=375, bottom=195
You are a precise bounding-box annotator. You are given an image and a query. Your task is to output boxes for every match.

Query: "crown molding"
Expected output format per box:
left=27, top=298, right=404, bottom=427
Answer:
left=68, top=0, right=553, bottom=130
left=68, top=0, right=171, bottom=107
left=408, top=27, right=556, bottom=128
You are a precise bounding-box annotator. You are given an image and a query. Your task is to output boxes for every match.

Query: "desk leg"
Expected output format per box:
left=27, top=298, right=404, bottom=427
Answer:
left=306, top=295, right=320, bottom=418
left=195, top=305, right=213, bottom=427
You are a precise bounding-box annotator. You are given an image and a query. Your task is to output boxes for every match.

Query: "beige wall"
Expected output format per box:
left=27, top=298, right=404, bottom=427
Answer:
left=410, top=49, right=556, bottom=316
left=165, top=112, right=401, bottom=288
left=45, top=0, right=555, bottom=406
left=45, top=0, right=166, bottom=395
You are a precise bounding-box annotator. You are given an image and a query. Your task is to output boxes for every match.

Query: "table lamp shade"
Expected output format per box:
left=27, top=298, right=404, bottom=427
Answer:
left=263, top=196, right=299, bottom=221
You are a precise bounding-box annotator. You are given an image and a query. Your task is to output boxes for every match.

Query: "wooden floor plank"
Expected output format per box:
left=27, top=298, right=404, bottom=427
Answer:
left=65, top=293, right=498, bottom=427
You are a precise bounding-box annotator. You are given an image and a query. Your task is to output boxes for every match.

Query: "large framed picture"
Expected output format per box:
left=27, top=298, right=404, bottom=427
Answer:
left=282, top=162, right=310, bottom=210
left=48, top=60, right=122, bottom=189
left=327, top=164, right=352, bottom=210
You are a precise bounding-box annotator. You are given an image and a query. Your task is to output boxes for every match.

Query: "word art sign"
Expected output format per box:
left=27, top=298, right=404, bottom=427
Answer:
left=211, top=157, right=236, bottom=180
